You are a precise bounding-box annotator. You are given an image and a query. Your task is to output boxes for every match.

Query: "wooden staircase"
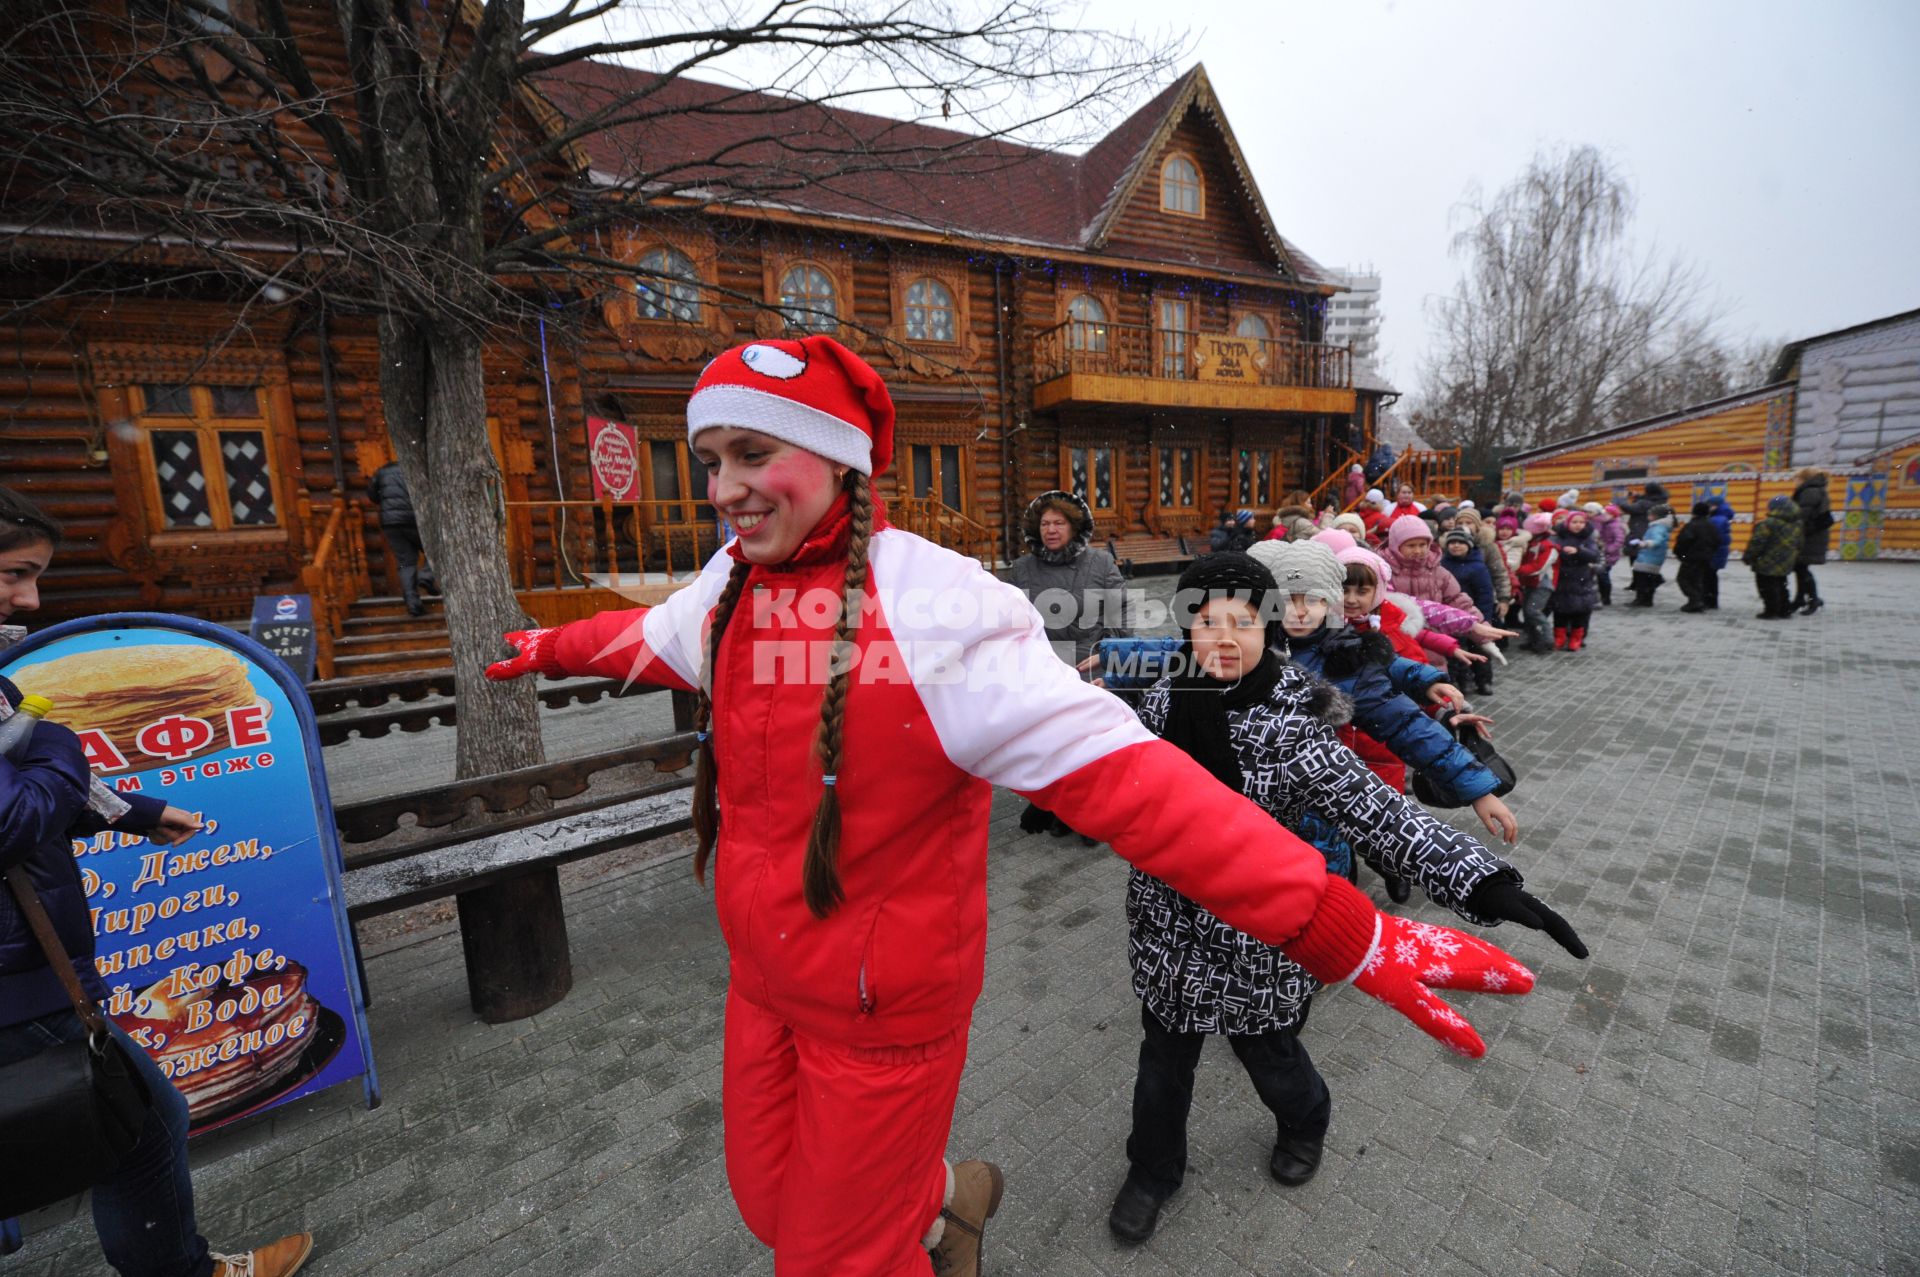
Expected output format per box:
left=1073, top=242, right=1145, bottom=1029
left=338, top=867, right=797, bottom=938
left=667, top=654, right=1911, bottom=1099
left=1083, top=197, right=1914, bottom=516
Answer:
left=330, top=595, right=454, bottom=677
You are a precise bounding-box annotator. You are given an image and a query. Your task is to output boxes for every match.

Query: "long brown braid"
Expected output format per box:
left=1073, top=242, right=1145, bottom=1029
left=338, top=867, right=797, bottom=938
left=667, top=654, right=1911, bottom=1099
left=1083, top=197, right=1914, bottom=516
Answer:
left=690, top=558, right=752, bottom=886
left=802, top=471, right=874, bottom=918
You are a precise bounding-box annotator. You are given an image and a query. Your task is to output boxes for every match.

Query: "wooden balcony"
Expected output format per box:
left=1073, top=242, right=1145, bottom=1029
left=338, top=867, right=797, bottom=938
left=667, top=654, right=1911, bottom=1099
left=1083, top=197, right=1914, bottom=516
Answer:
left=1032, top=321, right=1356, bottom=415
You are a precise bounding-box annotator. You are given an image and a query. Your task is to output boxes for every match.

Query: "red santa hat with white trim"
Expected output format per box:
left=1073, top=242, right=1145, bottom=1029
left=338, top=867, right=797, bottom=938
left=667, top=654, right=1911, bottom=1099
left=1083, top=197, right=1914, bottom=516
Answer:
left=686, top=336, right=895, bottom=476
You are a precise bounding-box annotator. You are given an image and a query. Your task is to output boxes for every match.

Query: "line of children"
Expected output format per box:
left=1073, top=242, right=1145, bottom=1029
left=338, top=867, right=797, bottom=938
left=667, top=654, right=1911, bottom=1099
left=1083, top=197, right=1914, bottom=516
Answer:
left=1108, top=548, right=1585, bottom=1245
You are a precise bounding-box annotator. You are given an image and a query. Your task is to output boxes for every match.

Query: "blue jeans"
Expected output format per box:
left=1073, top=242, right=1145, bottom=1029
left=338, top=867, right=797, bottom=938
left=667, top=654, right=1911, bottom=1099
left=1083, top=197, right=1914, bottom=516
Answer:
left=0, top=1010, right=213, bottom=1277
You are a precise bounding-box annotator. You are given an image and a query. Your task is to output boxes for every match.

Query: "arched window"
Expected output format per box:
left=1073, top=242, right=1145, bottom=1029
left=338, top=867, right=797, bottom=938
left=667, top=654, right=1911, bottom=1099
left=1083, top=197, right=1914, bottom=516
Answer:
left=1161, top=154, right=1202, bottom=216
left=904, top=278, right=957, bottom=343
left=1234, top=313, right=1271, bottom=342
left=635, top=247, right=701, bottom=322
left=778, top=263, right=839, bottom=332
left=1066, top=293, right=1108, bottom=352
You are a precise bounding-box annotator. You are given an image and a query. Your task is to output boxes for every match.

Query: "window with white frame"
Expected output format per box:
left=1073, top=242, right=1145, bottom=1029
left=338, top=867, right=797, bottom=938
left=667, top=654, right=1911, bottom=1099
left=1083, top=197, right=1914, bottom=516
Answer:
left=778, top=263, right=839, bottom=333
left=635, top=247, right=702, bottom=322
left=903, top=278, right=957, bottom=343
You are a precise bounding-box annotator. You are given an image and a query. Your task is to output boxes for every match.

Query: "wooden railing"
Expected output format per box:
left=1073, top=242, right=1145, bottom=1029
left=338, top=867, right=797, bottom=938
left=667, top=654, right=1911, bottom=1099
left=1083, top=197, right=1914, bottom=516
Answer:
left=891, top=495, right=998, bottom=567
left=1033, top=321, right=1352, bottom=391
left=300, top=497, right=371, bottom=680
left=504, top=498, right=718, bottom=592
left=1343, top=449, right=1466, bottom=513
left=1305, top=444, right=1367, bottom=514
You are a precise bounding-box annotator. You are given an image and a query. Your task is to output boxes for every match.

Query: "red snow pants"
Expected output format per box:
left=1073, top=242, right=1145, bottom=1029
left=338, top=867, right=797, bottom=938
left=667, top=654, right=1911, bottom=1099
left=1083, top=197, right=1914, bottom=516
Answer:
left=723, top=990, right=970, bottom=1276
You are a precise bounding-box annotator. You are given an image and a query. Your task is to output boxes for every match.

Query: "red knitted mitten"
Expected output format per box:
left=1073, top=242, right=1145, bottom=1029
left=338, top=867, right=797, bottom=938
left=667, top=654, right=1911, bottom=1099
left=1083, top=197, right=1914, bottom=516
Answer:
left=1284, top=874, right=1534, bottom=1059
left=485, top=627, right=565, bottom=681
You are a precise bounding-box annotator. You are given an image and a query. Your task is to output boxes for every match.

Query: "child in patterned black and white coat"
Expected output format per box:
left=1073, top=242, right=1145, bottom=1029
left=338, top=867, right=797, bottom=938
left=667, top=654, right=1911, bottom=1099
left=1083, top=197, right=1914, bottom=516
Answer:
left=1107, top=551, right=1587, bottom=1246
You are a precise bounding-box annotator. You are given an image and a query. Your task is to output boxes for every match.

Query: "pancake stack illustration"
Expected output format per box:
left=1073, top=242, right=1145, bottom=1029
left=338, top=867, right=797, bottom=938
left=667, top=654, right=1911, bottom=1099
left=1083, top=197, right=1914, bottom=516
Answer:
left=12, top=643, right=267, bottom=770
left=121, top=962, right=323, bottom=1121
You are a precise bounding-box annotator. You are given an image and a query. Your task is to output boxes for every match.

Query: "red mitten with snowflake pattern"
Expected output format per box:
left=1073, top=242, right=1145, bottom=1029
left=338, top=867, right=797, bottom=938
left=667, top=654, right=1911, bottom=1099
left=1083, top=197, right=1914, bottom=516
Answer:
left=1350, top=912, right=1533, bottom=1058
left=485, top=627, right=565, bottom=681
left=1282, top=874, right=1534, bottom=1060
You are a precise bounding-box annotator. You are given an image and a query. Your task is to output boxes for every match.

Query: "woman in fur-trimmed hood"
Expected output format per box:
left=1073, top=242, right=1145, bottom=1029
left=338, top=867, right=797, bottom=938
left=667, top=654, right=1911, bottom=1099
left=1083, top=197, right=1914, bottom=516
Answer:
left=1007, top=488, right=1130, bottom=664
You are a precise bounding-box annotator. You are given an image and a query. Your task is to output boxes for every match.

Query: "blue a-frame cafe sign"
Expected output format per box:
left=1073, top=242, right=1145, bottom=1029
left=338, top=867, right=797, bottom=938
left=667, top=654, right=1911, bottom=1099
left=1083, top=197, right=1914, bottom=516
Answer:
left=1, top=614, right=377, bottom=1135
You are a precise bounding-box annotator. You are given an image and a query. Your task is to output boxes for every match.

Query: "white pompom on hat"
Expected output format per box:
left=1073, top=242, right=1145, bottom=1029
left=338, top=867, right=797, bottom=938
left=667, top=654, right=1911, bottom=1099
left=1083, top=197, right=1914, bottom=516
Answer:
left=687, top=336, right=896, bottom=476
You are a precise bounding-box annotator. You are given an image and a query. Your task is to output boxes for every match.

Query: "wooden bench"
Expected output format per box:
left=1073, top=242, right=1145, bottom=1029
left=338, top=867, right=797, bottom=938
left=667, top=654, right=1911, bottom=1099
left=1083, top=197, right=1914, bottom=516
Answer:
left=309, top=671, right=668, bottom=746
left=333, top=692, right=699, bottom=1022
left=1107, top=534, right=1195, bottom=577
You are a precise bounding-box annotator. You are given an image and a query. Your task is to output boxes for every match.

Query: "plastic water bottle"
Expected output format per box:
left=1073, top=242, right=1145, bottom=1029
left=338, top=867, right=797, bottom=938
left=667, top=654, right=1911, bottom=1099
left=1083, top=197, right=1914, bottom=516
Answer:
left=0, top=694, right=53, bottom=762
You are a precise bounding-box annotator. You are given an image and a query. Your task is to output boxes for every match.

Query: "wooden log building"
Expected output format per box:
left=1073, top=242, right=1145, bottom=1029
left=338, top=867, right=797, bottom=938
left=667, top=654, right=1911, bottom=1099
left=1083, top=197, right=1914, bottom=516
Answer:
left=1502, top=307, right=1920, bottom=562
left=3, top=18, right=1389, bottom=677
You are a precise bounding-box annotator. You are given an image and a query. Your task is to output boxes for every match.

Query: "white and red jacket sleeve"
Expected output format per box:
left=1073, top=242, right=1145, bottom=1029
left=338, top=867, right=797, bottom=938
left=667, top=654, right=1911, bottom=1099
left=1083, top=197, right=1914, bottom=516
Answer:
left=870, top=533, right=1377, bottom=978
left=537, top=546, right=740, bottom=692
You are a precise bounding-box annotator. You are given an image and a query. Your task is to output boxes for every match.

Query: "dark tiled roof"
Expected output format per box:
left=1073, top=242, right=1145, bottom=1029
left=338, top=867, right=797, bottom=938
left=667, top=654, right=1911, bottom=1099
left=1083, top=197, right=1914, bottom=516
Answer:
left=535, top=62, right=1331, bottom=286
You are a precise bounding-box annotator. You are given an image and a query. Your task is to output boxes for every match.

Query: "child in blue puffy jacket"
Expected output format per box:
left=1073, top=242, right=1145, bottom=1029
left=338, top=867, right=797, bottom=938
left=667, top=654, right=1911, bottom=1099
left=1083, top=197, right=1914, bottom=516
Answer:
left=1263, top=542, right=1519, bottom=851
left=1626, top=504, right=1674, bottom=607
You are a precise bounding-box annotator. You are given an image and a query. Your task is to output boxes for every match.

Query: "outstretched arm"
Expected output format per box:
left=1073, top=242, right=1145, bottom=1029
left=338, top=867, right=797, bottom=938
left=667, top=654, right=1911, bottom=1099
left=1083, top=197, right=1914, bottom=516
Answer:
left=487, top=547, right=741, bottom=691
left=884, top=537, right=1537, bottom=1057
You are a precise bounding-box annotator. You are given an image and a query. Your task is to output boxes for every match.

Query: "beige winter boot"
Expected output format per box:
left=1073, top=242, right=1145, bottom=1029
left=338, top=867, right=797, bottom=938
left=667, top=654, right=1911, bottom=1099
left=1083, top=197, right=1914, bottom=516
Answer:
left=929, top=1160, right=1005, bottom=1277
left=210, top=1232, right=314, bottom=1277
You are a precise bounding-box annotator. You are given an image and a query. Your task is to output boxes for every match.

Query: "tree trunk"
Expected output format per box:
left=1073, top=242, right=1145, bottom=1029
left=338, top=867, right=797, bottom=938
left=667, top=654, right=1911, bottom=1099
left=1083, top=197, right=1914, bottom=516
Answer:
left=377, top=314, right=570, bottom=1022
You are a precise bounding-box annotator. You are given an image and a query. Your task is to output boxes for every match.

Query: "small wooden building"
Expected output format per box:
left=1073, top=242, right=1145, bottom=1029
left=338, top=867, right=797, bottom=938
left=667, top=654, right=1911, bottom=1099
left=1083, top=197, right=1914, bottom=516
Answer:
left=1502, top=307, right=1920, bottom=561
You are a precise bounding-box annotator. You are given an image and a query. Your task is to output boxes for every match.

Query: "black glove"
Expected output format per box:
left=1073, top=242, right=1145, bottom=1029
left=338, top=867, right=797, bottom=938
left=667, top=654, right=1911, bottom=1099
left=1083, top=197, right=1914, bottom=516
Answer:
left=1464, top=875, right=1588, bottom=959
left=1018, top=801, right=1055, bottom=835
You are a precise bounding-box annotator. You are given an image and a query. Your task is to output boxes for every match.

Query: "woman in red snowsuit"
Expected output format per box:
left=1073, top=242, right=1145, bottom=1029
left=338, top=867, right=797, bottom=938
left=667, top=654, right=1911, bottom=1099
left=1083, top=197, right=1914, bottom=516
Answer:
left=487, top=337, right=1538, bottom=1277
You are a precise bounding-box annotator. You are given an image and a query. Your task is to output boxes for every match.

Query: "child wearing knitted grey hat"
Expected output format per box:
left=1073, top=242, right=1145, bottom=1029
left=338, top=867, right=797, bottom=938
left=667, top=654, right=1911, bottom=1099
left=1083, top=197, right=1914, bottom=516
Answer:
left=1248, top=539, right=1346, bottom=615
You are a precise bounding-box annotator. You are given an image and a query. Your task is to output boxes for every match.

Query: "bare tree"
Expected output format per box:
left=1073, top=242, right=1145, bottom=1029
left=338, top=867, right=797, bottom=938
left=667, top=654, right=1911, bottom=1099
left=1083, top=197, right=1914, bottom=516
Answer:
left=0, top=0, right=1175, bottom=786
left=1414, top=145, right=1756, bottom=482
left=0, top=1, right=1173, bottom=1018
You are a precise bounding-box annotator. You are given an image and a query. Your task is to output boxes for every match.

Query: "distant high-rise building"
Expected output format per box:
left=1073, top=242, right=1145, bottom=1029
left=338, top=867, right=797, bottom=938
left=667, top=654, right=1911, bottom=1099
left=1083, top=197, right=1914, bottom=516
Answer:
left=1325, top=267, right=1382, bottom=369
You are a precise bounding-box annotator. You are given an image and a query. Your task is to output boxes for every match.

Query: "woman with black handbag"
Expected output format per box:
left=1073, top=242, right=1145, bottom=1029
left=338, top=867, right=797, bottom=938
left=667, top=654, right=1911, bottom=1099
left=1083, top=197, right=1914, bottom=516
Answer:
left=0, top=486, right=312, bottom=1277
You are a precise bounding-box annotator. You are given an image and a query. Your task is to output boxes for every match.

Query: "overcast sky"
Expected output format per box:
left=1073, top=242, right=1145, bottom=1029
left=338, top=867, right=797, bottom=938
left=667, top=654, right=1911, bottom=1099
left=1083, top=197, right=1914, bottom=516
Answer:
left=560, top=0, right=1918, bottom=398
left=1100, top=0, right=1920, bottom=392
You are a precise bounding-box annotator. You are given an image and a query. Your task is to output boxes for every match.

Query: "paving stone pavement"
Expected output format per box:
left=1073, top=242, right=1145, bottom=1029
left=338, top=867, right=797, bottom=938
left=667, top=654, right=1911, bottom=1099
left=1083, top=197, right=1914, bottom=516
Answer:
left=13, top=562, right=1919, bottom=1275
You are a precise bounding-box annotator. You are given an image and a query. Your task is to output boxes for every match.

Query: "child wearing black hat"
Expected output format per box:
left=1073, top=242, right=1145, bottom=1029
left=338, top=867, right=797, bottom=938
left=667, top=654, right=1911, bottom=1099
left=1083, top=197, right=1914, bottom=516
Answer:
left=1440, top=529, right=1498, bottom=694
left=1673, top=501, right=1721, bottom=614
left=1106, top=550, right=1585, bottom=1246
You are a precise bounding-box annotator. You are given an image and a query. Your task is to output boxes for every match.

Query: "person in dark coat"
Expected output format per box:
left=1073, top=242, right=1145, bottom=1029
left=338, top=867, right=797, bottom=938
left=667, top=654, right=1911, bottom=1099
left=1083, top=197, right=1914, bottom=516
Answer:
left=1743, top=496, right=1804, bottom=619
left=1789, top=469, right=1833, bottom=614
left=1706, top=498, right=1736, bottom=608
left=1007, top=489, right=1130, bottom=841
left=367, top=460, right=437, bottom=616
left=1548, top=510, right=1603, bottom=649
left=1006, top=489, right=1130, bottom=667
left=0, top=485, right=314, bottom=1277
left=1106, top=550, right=1583, bottom=1246
left=1674, top=501, right=1721, bottom=614
left=1620, top=481, right=1669, bottom=545
left=1209, top=508, right=1258, bottom=553
left=1439, top=530, right=1497, bottom=692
